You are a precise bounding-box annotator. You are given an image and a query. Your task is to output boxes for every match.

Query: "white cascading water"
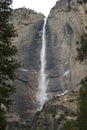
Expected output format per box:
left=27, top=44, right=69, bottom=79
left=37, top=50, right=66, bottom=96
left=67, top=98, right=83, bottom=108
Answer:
left=36, top=17, right=48, bottom=111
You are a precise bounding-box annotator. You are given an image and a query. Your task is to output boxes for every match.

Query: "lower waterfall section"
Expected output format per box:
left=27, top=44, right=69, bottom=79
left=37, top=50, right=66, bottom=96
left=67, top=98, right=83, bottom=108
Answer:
left=36, top=17, right=48, bottom=111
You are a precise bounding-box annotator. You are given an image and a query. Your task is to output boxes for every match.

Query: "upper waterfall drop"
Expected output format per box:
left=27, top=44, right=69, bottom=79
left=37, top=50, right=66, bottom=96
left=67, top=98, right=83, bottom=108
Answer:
left=36, top=17, right=48, bottom=111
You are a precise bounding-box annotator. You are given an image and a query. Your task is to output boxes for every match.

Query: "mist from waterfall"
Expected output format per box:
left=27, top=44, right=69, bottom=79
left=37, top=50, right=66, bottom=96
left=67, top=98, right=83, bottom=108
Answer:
left=36, top=17, right=48, bottom=111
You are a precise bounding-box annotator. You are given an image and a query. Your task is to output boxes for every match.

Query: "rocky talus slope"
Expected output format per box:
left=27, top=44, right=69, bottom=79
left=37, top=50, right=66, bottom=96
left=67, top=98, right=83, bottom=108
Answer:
left=7, top=0, right=87, bottom=130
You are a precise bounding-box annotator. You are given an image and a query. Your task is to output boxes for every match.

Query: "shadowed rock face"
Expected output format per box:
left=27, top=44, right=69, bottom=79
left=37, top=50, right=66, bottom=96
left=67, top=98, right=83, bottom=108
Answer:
left=10, top=8, right=44, bottom=121
left=8, top=0, right=87, bottom=129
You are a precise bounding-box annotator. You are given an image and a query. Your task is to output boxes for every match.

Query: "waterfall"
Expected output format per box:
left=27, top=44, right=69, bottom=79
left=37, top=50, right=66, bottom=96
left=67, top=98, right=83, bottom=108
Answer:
left=36, top=17, right=48, bottom=111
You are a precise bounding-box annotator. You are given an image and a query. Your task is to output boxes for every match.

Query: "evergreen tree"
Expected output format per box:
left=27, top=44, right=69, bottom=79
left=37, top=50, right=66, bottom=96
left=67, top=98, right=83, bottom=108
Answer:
left=0, top=0, right=20, bottom=129
left=65, top=120, right=75, bottom=130
left=76, top=31, right=87, bottom=130
left=76, top=33, right=87, bottom=62
left=0, top=108, right=7, bottom=130
left=77, top=77, right=87, bottom=130
left=77, top=0, right=87, bottom=4
left=83, top=0, right=87, bottom=3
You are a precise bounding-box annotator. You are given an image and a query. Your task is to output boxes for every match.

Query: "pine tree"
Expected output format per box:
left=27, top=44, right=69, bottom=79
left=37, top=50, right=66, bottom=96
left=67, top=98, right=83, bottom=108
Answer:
left=76, top=33, right=87, bottom=62
left=0, top=108, right=7, bottom=130
left=77, top=0, right=87, bottom=4
left=0, top=0, right=20, bottom=129
left=77, top=77, right=87, bottom=130
left=76, top=31, right=87, bottom=130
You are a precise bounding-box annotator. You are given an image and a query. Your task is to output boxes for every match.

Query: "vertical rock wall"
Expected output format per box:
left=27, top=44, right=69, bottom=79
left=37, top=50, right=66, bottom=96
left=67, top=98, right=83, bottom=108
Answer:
left=10, top=8, right=44, bottom=120
left=46, top=0, right=87, bottom=96
left=8, top=0, right=87, bottom=127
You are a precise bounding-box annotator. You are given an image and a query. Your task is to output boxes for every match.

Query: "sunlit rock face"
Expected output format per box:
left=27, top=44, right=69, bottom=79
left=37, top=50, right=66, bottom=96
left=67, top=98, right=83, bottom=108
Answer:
left=46, top=0, right=87, bottom=96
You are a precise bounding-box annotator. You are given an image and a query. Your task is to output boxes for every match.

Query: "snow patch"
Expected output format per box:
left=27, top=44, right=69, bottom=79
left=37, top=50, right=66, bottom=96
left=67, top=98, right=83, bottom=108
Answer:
left=55, top=90, right=68, bottom=97
left=63, top=70, right=70, bottom=76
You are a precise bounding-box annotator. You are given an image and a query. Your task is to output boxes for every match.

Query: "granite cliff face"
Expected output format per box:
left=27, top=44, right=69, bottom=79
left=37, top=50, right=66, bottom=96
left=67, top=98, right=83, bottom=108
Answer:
left=7, top=0, right=87, bottom=129
left=46, top=0, right=87, bottom=96
left=9, top=8, right=44, bottom=121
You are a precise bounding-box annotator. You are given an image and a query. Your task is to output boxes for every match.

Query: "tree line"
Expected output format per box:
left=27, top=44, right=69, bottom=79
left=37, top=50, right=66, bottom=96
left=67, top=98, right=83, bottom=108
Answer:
left=0, top=0, right=20, bottom=130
